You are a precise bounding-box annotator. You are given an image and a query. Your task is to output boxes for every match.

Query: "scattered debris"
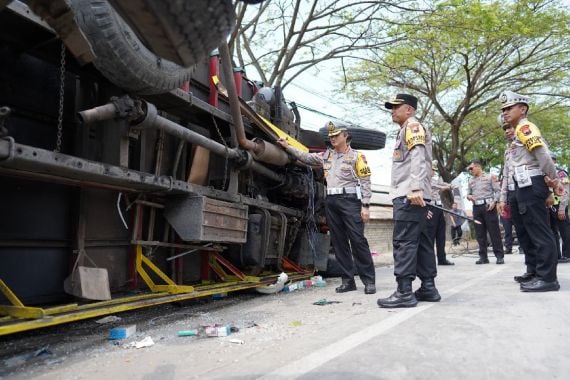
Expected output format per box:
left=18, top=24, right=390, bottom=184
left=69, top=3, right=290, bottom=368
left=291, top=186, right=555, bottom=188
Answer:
left=45, top=357, right=66, bottom=366
left=33, top=346, right=53, bottom=358
left=313, top=298, right=342, bottom=306
left=228, top=339, right=245, bottom=345
left=3, top=346, right=54, bottom=368
left=352, top=302, right=362, bottom=306
left=108, top=325, right=137, bottom=340
left=178, top=329, right=198, bottom=337
left=311, top=275, right=327, bottom=287
left=256, top=272, right=288, bottom=294
left=95, top=315, right=122, bottom=324
left=203, top=324, right=231, bottom=337
left=290, top=320, right=302, bottom=327
left=126, top=336, right=155, bottom=349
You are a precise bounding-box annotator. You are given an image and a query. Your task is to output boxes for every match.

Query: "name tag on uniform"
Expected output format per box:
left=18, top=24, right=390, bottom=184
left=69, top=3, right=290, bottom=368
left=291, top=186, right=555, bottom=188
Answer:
left=514, top=165, right=532, bottom=188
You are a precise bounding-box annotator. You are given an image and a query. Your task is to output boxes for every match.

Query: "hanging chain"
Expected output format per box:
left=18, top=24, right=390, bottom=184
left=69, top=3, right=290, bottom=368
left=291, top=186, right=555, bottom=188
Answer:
left=55, top=42, right=66, bottom=153
left=211, top=115, right=229, bottom=190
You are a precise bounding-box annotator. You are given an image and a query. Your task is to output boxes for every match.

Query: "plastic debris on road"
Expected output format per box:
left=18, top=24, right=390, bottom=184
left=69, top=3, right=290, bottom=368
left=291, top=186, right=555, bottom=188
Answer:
left=313, top=298, right=342, bottom=306
left=125, top=336, right=155, bottom=349
left=95, top=315, right=122, bottom=324
left=256, top=272, right=288, bottom=294
left=108, top=325, right=136, bottom=340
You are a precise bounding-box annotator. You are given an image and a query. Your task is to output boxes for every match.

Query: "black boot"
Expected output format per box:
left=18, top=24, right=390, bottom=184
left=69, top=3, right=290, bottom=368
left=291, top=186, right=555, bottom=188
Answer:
left=414, top=278, right=441, bottom=302
left=514, top=272, right=535, bottom=283
left=377, top=278, right=417, bottom=308
left=335, top=279, right=357, bottom=293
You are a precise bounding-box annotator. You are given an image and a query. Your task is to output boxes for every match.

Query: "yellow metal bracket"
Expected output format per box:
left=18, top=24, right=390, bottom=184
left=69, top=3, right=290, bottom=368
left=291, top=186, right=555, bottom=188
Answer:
left=0, top=278, right=45, bottom=319
left=211, top=75, right=308, bottom=153
left=209, top=252, right=260, bottom=283
left=136, top=245, right=195, bottom=294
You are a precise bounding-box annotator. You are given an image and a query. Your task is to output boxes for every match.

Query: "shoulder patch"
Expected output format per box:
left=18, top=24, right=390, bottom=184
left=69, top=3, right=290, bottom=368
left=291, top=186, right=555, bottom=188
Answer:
left=405, top=122, right=425, bottom=150
left=516, top=122, right=544, bottom=151
left=355, top=152, right=371, bottom=177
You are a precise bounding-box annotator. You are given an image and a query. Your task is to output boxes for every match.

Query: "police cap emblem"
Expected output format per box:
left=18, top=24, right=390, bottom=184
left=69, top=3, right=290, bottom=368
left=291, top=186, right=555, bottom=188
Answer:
left=499, top=90, right=530, bottom=110
left=326, top=121, right=347, bottom=137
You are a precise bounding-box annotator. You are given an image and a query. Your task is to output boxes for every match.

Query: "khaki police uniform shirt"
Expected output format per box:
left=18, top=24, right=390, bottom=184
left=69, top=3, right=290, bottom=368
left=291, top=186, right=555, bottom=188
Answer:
left=431, top=176, right=450, bottom=203
left=391, top=117, right=432, bottom=199
left=500, top=146, right=515, bottom=203
left=468, top=172, right=500, bottom=203
left=509, top=118, right=556, bottom=180
left=286, top=146, right=372, bottom=204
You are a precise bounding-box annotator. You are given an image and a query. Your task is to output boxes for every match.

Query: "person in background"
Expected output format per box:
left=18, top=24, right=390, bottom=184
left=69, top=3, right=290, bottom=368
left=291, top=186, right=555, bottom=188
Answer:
left=466, top=160, right=505, bottom=264
left=276, top=121, right=377, bottom=295
left=429, top=163, right=455, bottom=265
left=450, top=202, right=466, bottom=245
left=499, top=185, right=514, bottom=255
left=548, top=154, right=570, bottom=264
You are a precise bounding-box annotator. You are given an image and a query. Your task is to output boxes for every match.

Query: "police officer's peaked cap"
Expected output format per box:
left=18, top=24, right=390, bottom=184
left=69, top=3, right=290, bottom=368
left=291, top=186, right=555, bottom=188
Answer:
left=326, top=121, right=348, bottom=137
left=384, top=93, right=418, bottom=109
left=497, top=114, right=509, bottom=129
left=499, top=90, right=530, bottom=110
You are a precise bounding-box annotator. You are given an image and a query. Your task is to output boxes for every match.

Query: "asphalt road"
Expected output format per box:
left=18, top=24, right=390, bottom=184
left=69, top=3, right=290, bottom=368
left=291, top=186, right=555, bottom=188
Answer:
left=2, top=251, right=569, bottom=380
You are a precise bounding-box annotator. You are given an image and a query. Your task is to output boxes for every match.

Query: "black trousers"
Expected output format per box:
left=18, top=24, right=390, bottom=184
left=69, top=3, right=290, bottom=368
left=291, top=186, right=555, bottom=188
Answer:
left=549, top=205, right=570, bottom=259
left=392, top=197, right=437, bottom=281
left=473, top=204, right=504, bottom=260
left=509, top=190, right=536, bottom=273
left=451, top=225, right=463, bottom=243
left=500, top=216, right=513, bottom=252
left=427, top=206, right=448, bottom=263
left=326, top=194, right=375, bottom=285
left=513, top=176, right=558, bottom=282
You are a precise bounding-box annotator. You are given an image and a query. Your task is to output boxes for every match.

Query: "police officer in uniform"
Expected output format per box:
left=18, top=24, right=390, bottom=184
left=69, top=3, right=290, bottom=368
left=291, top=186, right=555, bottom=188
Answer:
left=429, top=163, right=455, bottom=265
left=497, top=114, right=535, bottom=283
left=377, top=94, right=440, bottom=308
left=548, top=155, right=570, bottom=263
left=467, top=160, right=505, bottom=264
left=500, top=90, right=564, bottom=292
left=276, top=122, right=376, bottom=294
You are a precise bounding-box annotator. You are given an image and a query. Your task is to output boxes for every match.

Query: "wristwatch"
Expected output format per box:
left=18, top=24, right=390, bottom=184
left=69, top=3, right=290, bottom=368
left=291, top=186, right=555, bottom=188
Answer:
left=362, top=203, right=370, bottom=208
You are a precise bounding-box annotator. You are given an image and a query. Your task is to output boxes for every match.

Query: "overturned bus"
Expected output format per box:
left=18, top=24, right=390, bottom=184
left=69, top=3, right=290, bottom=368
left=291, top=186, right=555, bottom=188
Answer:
left=0, top=0, right=385, bottom=335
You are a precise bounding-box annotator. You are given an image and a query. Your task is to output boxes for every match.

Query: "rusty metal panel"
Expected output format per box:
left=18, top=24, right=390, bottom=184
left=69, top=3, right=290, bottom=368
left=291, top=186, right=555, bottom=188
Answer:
left=165, top=196, right=248, bottom=243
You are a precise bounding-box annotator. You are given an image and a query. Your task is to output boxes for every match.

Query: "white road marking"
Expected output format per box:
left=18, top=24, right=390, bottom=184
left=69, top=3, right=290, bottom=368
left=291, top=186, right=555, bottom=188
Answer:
left=257, top=266, right=506, bottom=380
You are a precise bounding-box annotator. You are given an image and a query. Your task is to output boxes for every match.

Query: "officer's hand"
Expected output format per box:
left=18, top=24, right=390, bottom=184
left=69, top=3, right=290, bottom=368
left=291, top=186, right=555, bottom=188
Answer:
left=406, top=191, right=425, bottom=207
left=545, top=177, right=565, bottom=197
left=546, top=193, right=554, bottom=208
left=544, top=175, right=555, bottom=188
left=553, top=182, right=566, bottom=197
left=361, top=208, right=370, bottom=223
left=467, top=195, right=475, bottom=202
left=558, top=210, right=566, bottom=221
left=497, top=201, right=505, bottom=215
left=487, top=201, right=496, bottom=211
left=276, top=137, right=289, bottom=148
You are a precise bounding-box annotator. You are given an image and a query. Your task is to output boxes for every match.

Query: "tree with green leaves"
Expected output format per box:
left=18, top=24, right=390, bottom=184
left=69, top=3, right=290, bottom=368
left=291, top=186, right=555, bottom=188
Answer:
left=344, top=0, right=570, bottom=181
